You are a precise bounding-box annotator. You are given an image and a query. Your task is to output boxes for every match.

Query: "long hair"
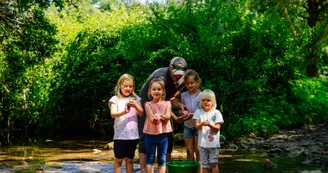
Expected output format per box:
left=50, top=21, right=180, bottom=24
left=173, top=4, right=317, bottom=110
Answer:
left=114, top=74, right=137, bottom=100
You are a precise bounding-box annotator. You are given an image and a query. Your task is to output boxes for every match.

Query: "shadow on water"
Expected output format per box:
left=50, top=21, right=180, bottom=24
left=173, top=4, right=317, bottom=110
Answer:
left=0, top=140, right=324, bottom=173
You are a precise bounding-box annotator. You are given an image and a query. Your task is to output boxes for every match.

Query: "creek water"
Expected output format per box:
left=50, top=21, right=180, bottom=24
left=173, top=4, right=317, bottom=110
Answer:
left=0, top=140, right=323, bottom=173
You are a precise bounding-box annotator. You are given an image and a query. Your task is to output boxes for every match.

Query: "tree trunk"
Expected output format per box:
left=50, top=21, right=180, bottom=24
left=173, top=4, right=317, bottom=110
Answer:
left=0, top=92, right=10, bottom=144
left=306, top=49, right=319, bottom=77
left=306, top=0, right=320, bottom=77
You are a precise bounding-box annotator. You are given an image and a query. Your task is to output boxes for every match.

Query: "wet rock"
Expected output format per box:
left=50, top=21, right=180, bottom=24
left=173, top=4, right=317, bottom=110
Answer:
left=226, top=144, right=238, bottom=151
left=93, top=149, right=102, bottom=153
left=263, top=159, right=277, bottom=170
left=34, top=168, right=44, bottom=172
left=220, top=135, right=226, bottom=142
left=299, top=170, right=323, bottom=173
left=19, top=161, right=28, bottom=166
left=103, top=142, right=113, bottom=149
left=230, top=120, right=328, bottom=168
left=0, top=163, right=11, bottom=170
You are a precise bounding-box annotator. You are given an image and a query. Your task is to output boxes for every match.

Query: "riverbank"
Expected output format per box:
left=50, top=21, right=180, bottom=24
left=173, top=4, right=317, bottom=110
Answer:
left=230, top=120, right=328, bottom=170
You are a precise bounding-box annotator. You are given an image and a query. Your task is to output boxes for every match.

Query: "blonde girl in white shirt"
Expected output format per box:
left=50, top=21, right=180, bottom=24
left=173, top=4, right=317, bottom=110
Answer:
left=193, top=89, right=224, bottom=173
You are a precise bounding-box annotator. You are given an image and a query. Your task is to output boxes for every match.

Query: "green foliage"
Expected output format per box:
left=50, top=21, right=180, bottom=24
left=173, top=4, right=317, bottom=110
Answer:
left=1, top=0, right=328, bottom=143
left=292, top=78, right=328, bottom=123
left=0, top=0, right=63, bottom=143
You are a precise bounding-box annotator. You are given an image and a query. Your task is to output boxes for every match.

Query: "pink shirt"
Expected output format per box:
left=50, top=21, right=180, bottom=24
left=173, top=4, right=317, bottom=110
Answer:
left=143, top=101, right=173, bottom=135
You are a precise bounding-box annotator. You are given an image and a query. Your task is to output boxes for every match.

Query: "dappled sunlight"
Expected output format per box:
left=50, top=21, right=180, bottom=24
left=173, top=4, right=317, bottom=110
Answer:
left=234, top=158, right=263, bottom=162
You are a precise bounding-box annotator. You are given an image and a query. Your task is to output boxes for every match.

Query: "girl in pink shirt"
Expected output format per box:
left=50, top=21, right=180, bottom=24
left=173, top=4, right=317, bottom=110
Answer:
left=143, top=77, right=172, bottom=173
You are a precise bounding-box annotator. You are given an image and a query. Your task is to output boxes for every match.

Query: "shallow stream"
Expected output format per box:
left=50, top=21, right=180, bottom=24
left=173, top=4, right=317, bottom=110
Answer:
left=0, top=140, right=324, bottom=173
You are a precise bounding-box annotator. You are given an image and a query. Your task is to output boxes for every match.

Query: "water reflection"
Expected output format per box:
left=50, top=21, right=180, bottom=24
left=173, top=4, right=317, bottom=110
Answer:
left=44, top=162, right=151, bottom=173
left=0, top=140, right=323, bottom=173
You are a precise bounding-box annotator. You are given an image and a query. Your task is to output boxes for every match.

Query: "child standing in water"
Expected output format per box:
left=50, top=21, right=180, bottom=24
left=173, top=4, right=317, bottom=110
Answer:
left=193, top=89, right=224, bottom=173
left=143, top=77, right=172, bottom=173
left=176, top=70, right=201, bottom=162
left=109, top=74, right=144, bottom=173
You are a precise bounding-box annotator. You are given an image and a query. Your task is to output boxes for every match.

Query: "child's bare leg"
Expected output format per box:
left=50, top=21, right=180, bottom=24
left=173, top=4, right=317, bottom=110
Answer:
left=198, top=162, right=203, bottom=173
left=166, top=152, right=172, bottom=162
left=139, top=153, right=147, bottom=173
left=194, top=137, right=200, bottom=161
left=185, top=137, right=195, bottom=160
left=114, top=158, right=124, bottom=173
left=146, top=164, right=154, bottom=173
left=125, top=158, right=133, bottom=173
left=158, top=166, right=166, bottom=173
left=210, top=163, right=219, bottom=173
left=203, top=168, right=210, bottom=173
left=194, top=138, right=202, bottom=173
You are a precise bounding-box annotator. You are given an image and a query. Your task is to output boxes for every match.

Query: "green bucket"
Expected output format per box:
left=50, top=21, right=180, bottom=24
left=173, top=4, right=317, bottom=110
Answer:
left=167, top=160, right=200, bottom=173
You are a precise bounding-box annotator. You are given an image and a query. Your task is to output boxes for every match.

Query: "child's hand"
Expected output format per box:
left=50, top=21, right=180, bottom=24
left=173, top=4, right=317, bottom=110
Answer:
left=160, top=114, right=170, bottom=121
left=127, top=100, right=136, bottom=108
left=175, top=116, right=184, bottom=123
left=179, top=109, right=189, bottom=117
left=183, top=113, right=193, bottom=121
left=125, top=103, right=131, bottom=113
left=152, top=114, right=160, bottom=123
left=178, top=104, right=189, bottom=113
left=203, top=120, right=210, bottom=126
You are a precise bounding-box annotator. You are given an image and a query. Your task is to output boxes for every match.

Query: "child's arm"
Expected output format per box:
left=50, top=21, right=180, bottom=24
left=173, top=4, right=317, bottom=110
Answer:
left=161, top=103, right=172, bottom=121
left=110, top=102, right=129, bottom=118
left=195, top=119, right=205, bottom=130
left=178, top=99, right=188, bottom=117
left=173, top=98, right=183, bottom=122
left=172, top=112, right=185, bottom=123
left=207, top=123, right=221, bottom=131
left=171, top=112, right=180, bottom=122
left=171, top=97, right=188, bottom=112
left=127, top=100, right=144, bottom=116
left=207, top=110, right=224, bottom=131
left=145, top=103, right=156, bottom=123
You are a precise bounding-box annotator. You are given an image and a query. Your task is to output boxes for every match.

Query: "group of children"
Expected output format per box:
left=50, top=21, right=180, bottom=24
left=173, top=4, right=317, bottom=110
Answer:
left=109, top=70, right=224, bottom=173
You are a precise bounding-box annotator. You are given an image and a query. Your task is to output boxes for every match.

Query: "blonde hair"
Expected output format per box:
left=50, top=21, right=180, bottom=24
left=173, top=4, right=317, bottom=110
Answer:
left=148, top=77, right=166, bottom=100
left=114, top=74, right=137, bottom=99
left=199, top=89, right=217, bottom=110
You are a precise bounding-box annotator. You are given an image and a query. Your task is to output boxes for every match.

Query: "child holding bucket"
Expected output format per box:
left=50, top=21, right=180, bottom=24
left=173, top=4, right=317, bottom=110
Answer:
left=143, top=77, right=173, bottom=173
left=109, top=74, right=144, bottom=173
left=193, top=89, right=224, bottom=173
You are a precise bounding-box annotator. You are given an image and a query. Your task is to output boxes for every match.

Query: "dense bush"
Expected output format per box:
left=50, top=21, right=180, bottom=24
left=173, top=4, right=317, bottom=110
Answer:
left=1, top=0, right=327, bottom=143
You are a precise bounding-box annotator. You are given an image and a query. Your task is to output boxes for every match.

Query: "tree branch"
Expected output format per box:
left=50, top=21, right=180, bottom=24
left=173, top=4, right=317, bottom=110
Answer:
left=318, top=22, right=328, bottom=43
left=279, top=0, right=298, bottom=37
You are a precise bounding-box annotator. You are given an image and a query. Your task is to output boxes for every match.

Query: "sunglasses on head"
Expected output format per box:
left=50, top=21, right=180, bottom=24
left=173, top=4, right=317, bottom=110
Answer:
left=171, top=64, right=187, bottom=71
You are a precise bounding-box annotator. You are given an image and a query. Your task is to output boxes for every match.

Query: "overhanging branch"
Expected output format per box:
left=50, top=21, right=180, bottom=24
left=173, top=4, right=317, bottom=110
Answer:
left=279, top=0, right=298, bottom=37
